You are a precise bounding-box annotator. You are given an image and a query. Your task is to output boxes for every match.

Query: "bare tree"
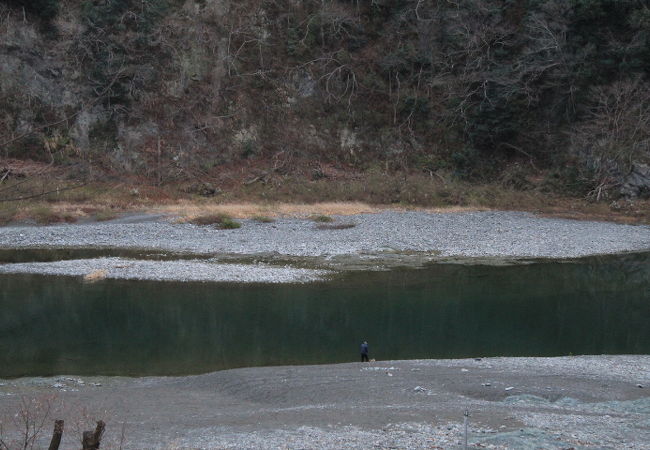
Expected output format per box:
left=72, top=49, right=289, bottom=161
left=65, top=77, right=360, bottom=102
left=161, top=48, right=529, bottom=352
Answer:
left=570, top=78, right=650, bottom=199
left=0, top=396, right=56, bottom=450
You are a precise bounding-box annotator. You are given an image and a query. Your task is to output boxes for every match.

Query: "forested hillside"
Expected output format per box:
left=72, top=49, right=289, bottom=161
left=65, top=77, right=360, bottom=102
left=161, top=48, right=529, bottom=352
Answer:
left=1, top=0, right=649, bottom=200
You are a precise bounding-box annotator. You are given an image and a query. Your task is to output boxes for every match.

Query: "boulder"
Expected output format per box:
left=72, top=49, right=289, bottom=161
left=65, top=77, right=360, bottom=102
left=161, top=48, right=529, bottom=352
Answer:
left=620, top=164, right=650, bottom=199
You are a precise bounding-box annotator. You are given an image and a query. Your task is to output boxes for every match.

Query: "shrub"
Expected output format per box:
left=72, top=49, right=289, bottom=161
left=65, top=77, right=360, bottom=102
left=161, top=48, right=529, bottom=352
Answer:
left=189, top=214, right=241, bottom=229
left=220, top=217, right=242, bottom=229
left=241, top=140, right=257, bottom=159
left=310, top=214, right=334, bottom=222
left=31, top=205, right=77, bottom=224
left=316, top=223, right=356, bottom=230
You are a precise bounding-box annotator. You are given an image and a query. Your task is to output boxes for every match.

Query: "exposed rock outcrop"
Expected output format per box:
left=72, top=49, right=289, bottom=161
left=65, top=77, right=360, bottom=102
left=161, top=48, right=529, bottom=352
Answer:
left=621, top=164, right=650, bottom=199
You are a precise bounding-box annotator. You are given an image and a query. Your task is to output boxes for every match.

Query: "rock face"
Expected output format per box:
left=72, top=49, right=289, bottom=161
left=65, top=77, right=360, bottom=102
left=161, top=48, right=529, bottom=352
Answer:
left=0, top=0, right=359, bottom=174
left=1, top=0, right=649, bottom=185
left=621, top=164, right=650, bottom=199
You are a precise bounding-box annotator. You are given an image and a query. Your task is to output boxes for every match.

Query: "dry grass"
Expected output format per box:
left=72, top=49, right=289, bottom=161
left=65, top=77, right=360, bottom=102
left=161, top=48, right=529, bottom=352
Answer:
left=9, top=203, right=121, bottom=224
left=156, top=200, right=494, bottom=224
left=25, top=204, right=77, bottom=224
left=182, top=213, right=241, bottom=229
left=1, top=168, right=648, bottom=225
left=156, top=201, right=383, bottom=220
left=95, top=209, right=119, bottom=221
left=83, top=269, right=108, bottom=282
left=537, top=200, right=650, bottom=224
left=252, top=215, right=275, bottom=223
left=0, top=203, right=18, bottom=225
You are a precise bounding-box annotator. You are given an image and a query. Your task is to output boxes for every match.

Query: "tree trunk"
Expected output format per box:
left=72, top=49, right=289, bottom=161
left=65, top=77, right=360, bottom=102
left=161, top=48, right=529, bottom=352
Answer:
left=47, top=420, right=64, bottom=450
left=81, top=420, right=105, bottom=450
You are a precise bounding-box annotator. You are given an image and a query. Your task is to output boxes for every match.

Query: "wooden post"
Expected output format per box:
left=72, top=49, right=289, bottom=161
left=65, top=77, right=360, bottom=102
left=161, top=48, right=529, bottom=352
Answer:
left=47, top=419, right=64, bottom=450
left=81, top=420, right=105, bottom=450
left=157, top=137, right=162, bottom=186
left=463, top=410, right=469, bottom=450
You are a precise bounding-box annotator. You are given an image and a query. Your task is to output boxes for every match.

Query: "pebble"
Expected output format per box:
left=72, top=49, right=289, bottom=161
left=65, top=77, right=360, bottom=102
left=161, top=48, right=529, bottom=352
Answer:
left=0, top=258, right=328, bottom=283
left=1, top=211, right=648, bottom=263
left=2, top=212, right=649, bottom=283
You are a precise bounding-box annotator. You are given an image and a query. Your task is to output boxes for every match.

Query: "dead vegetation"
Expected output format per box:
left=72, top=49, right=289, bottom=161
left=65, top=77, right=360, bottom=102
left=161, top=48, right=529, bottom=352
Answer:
left=310, top=214, right=334, bottom=223
left=315, top=222, right=356, bottom=230
left=1, top=0, right=648, bottom=202
left=0, top=395, right=113, bottom=450
left=1, top=166, right=649, bottom=226
left=251, top=215, right=274, bottom=223
left=184, top=214, right=241, bottom=229
left=83, top=269, right=108, bottom=282
left=158, top=200, right=380, bottom=220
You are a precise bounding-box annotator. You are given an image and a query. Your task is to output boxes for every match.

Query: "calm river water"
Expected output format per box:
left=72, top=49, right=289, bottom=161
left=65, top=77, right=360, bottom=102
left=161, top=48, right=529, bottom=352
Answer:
left=1, top=252, right=649, bottom=377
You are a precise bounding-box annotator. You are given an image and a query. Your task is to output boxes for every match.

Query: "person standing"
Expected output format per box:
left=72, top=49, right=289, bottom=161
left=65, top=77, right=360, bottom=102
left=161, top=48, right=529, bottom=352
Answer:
left=360, top=341, right=369, bottom=362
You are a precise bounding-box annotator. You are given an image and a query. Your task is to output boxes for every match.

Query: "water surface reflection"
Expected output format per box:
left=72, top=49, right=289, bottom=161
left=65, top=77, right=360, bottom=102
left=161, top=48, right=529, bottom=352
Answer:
left=1, top=253, right=649, bottom=377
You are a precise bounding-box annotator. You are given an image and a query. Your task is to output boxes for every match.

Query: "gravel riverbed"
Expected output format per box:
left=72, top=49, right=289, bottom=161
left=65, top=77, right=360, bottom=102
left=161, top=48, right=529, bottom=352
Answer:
left=1, top=356, right=648, bottom=449
left=2, top=210, right=650, bottom=258
left=0, top=257, right=328, bottom=283
left=1, top=211, right=649, bottom=281
left=1, top=212, right=649, bottom=447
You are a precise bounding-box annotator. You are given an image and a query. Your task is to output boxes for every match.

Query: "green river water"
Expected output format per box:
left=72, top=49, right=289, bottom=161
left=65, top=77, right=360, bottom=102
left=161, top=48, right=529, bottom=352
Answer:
left=1, top=252, right=649, bottom=377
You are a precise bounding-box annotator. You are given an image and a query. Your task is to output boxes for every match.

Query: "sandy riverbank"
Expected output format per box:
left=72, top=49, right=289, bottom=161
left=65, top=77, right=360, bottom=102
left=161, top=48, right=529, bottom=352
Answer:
left=1, top=356, right=649, bottom=449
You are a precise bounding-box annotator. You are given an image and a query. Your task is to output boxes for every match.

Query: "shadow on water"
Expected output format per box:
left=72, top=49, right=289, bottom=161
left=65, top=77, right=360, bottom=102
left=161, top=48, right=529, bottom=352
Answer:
left=0, top=248, right=206, bottom=263
left=1, top=252, right=649, bottom=377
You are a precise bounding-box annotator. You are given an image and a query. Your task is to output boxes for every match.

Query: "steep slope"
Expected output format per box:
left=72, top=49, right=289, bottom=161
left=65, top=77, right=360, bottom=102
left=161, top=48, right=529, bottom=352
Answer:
left=1, top=0, right=649, bottom=198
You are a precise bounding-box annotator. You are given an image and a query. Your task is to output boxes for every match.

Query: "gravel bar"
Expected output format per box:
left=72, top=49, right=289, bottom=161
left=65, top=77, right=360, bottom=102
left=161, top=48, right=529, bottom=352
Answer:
left=0, top=257, right=328, bottom=283
left=1, top=356, right=648, bottom=449
left=1, top=211, right=649, bottom=259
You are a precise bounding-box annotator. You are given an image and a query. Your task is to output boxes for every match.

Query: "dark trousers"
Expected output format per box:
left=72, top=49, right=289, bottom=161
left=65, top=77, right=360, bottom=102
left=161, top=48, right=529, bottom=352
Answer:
left=361, top=354, right=369, bottom=362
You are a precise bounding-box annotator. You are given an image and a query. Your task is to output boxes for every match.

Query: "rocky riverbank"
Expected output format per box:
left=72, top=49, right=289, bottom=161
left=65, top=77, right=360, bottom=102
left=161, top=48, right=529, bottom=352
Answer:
left=0, top=257, right=328, bottom=283
left=1, top=210, right=649, bottom=282
left=1, top=356, right=649, bottom=449
left=1, top=211, right=649, bottom=448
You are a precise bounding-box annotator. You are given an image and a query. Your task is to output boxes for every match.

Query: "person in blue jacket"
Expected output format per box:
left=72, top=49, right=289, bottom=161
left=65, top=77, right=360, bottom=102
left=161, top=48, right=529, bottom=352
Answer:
left=360, top=341, right=369, bottom=362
